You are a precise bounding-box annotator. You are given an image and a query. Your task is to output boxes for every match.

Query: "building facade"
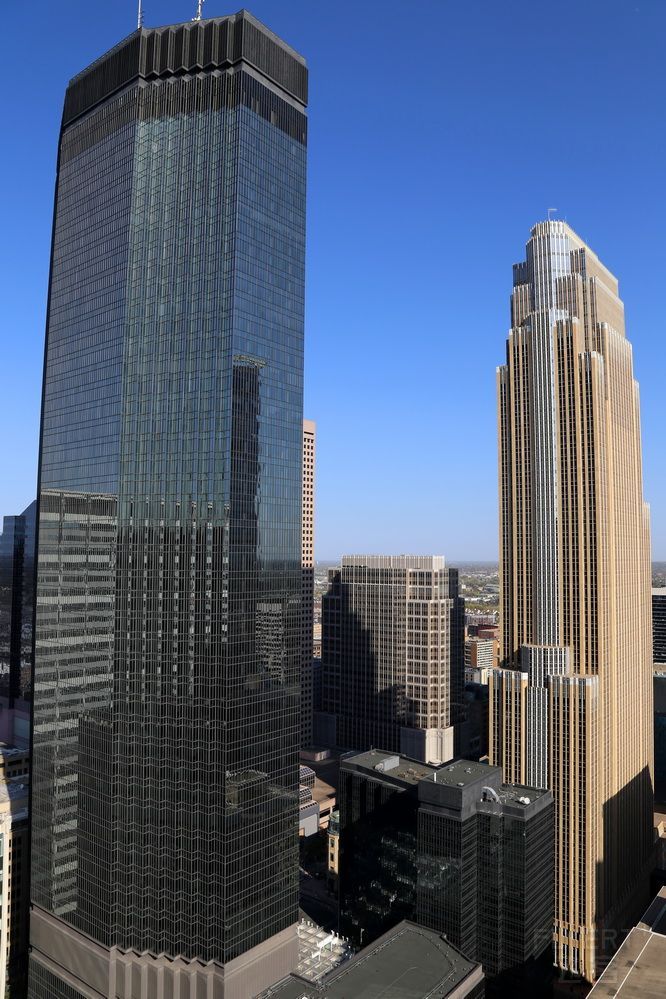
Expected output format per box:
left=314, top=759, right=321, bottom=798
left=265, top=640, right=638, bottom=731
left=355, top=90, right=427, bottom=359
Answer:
left=464, top=636, right=497, bottom=684
left=0, top=776, right=30, bottom=997
left=489, top=220, right=653, bottom=981
left=301, top=420, right=316, bottom=747
left=0, top=500, right=36, bottom=702
left=321, top=556, right=464, bottom=763
left=338, top=751, right=553, bottom=989
left=29, top=11, right=307, bottom=999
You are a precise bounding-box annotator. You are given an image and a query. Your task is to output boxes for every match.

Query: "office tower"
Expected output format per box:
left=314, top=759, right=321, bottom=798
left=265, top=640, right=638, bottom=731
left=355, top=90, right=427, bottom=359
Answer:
left=464, top=636, right=497, bottom=684
left=338, top=751, right=553, bottom=989
left=0, top=500, right=36, bottom=702
left=301, top=419, right=316, bottom=746
left=654, top=589, right=666, bottom=663
left=489, top=220, right=653, bottom=981
left=322, top=556, right=464, bottom=763
left=29, top=11, right=307, bottom=999
left=0, top=774, right=29, bottom=997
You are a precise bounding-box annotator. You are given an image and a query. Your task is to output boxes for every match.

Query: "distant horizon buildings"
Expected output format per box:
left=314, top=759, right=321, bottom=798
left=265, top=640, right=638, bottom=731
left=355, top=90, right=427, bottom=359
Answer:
left=489, top=220, right=654, bottom=982
left=319, top=555, right=464, bottom=764
left=28, top=10, right=308, bottom=999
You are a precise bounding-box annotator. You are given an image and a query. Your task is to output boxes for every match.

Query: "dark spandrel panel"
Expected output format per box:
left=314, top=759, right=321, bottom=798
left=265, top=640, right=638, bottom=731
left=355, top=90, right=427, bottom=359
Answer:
left=32, top=50, right=305, bottom=979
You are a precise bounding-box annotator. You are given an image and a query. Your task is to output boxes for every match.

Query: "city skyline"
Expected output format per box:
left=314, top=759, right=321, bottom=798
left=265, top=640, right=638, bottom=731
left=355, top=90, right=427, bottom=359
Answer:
left=2, top=0, right=665, bottom=560
left=0, top=6, right=662, bottom=998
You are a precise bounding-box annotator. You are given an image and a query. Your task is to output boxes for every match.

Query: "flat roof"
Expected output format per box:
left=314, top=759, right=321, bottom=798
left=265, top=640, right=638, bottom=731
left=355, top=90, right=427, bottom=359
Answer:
left=342, top=750, right=439, bottom=786
left=0, top=744, right=30, bottom=760
left=589, top=929, right=666, bottom=997
left=494, top=783, right=551, bottom=806
left=0, top=778, right=29, bottom=806
left=433, top=759, right=496, bottom=788
left=589, top=889, right=666, bottom=997
left=341, top=555, right=446, bottom=570
left=261, top=920, right=483, bottom=998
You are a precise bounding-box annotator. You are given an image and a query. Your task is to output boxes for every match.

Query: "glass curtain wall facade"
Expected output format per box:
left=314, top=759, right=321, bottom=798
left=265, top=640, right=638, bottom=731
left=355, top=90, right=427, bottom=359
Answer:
left=29, top=12, right=307, bottom=999
left=0, top=501, right=36, bottom=702
left=338, top=751, right=554, bottom=991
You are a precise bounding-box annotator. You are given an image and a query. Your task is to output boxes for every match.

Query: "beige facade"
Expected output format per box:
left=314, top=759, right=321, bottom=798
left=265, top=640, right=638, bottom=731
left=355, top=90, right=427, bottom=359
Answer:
left=0, top=773, right=29, bottom=997
left=301, top=419, right=316, bottom=746
left=464, top=637, right=498, bottom=684
left=490, top=221, right=653, bottom=982
left=322, top=556, right=464, bottom=764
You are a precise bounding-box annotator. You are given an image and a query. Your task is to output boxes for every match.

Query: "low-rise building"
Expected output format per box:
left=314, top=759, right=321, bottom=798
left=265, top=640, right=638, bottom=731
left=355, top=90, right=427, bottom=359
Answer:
left=338, top=751, right=553, bottom=990
left=259, top=919, right=484, bottom=998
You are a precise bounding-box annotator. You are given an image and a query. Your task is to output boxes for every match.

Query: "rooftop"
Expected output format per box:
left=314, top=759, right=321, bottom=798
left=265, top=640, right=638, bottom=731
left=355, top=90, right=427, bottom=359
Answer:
left=296, top=919, right=353, bottom=982
left=0, top=744, right=30, bottom=760
left=430, top=759, right=495, bottom=788
left=0, top=778, right=29, bottom=824
left=493, top=782, right=550, bottom=806
left=341, top=555, right=446, bottom=570
left=589, top=888, right=666, bottom=997
left=260, top=920, right=483, bottom=998
left=63, top=9, right=307, bottom=128
left=342, top=750, right=439, bottom=786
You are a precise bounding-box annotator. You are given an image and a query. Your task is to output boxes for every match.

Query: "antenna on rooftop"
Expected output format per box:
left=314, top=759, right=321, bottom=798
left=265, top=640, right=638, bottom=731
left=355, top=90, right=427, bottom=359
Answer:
left=137, top=0, right=144, bottom=29
left=547, top=207, right=558, bottom=220
left=193, top=0, right=205, bottom=21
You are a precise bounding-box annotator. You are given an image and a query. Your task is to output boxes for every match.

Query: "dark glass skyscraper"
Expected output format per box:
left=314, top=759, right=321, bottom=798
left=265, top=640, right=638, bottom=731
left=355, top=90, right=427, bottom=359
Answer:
left=29, top=11, right=307, bottom=999
left=0, top=500, right=36, bottom=702
left=338, top=752, right=554, bottom=994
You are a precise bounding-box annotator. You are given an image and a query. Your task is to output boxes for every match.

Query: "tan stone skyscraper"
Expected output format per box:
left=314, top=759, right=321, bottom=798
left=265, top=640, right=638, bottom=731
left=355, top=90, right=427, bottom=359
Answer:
left=489, top=220, right=653, bottom=982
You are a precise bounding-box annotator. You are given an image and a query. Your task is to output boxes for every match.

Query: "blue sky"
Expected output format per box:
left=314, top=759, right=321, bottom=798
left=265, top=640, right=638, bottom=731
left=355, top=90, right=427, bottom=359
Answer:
left=1, top=0, right=664, bottom=560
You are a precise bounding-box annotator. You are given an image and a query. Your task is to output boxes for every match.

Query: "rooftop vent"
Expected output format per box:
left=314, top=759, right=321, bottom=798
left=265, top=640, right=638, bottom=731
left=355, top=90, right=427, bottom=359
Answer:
left=374, top=755, right=400, bottom=773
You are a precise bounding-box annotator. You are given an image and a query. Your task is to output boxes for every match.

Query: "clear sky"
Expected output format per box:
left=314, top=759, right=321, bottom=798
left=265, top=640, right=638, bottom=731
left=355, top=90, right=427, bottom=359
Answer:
left=1, top=0, right=664, bottom=560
